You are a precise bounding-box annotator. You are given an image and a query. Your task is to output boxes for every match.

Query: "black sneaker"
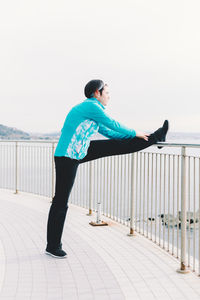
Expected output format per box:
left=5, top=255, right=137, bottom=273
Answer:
left=45, top=247, right=67, bottom=258
left=154, top=120, right=169, bottom=149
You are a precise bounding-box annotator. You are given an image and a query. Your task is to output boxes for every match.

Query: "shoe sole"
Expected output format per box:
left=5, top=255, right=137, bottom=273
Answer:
left=45, top=251, right=67, bottom=259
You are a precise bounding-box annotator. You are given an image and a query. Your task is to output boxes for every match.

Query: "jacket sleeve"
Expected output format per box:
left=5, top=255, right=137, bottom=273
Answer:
left=98, top=123, right=135, bottom=139
left=82, top=102, right=136, bottom=138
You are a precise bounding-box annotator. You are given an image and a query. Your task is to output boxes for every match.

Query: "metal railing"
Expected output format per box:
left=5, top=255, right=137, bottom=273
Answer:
left=0, top=140, right=200, bottom=275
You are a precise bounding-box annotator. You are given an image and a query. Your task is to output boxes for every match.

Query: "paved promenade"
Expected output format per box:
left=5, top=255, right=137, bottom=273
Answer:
left=0, top=189, right=200, bottom=300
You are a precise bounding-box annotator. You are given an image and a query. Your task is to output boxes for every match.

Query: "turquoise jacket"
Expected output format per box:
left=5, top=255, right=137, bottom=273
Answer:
left=54, top=97, right=136, bottom=159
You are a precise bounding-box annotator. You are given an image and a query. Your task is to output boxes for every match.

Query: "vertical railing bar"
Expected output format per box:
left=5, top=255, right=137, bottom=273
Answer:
left=113, top=157, right=116, bottom=221
left=139, top=152, right=142, bottom=233
left=9, top=144, right=11, bottom=189
left=5, top=144, right=7, bottom=189
left=127, top=154, right=130, bottom=225
left=167, top=154, right=170, bottom=252
left=5, top=144, right=6, bottom=189
left=0, top=144, right=2, bottom=189
left=119, top=155, right=124, bottom=223
left=46, top=145, right=49, bottom=197
left=101, top=159, right=103, bottom=214
left=95, top=160, right=98, bottom=221
left=30, top=145, right=32, bottom=195
left=198, top=157, right=200, bottom=276
left=34, top=145, right=36, bottom=195
left=7, top=143, right=9, bottom=189
left=159, top=154, right=162, bottom=246
left=21, top=143, right=23, bottom=192
left=129, top=152, right=135, bottom=235
left=188, top=157, right=191, bottom=267
left=37, top=145, right=40, bottom=195
left=46, top=145, right=48, bottom=197
left=82, top=163, right=85, bottom=208
left=108, top=157, right=111, bottom=218
left=135, top=153, right=138, bottom=231
left=177, top=155, right=180, bottom=258
left=193, top=157, right=196, bottom=272
left=81, top=162, right=83, bottom=206
left=102, top=158, right=105, bottom=216
left=124, top=155, right=127, bottom=225
left=86, top=162, right=88, bottom=208
left=36, top=145, right=38, bottom=195
left=15, top=141, right=18, bottom=194
left=40, top=145, right=43, bottom=196
left=155, top=153, right=158, bottom=243
left=50, top=144, right=53, bottom=198
left=88, top=161, right=93, bottom=215
left=27, top=144, right=30, bottom=194
left=98, top=160, right=101, bottom=212
left=79, top=163, right=82, bottom=206
left=93, top=161, right=96, bottom=212
left=34, top=144, right=36, bottom=195
left=151, top=153, right=153, bottom=240
left=8, top=144, right=10, bottom=189
left=27, top=144, right=29, bottom=193
left=13, top=143, right=15, bottom=189
left=117, top=156, right=119, bottom=222
left=51, top=143, right=55, bottom=201
left=172, top=155, right=175, bottom=255
left=97, top=159, right=100, bottom=223
left=163, top=154, right=166, bottom=249
left=20, top=144, right=23, bottom=192
left=2, top=144, right=4, bottom=189
left=147, top=153, right=150, bottom=238
left=122, top=155, right=126, bottom=225
left=143, top=153, right=146, bottom=236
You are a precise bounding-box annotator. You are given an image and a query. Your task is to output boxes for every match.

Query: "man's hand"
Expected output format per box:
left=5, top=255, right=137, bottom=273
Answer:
left=136, top=132, right=150, bottom=141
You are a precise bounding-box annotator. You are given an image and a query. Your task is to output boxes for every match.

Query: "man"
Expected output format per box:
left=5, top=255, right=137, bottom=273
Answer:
left=46, top=79, right=168, bottom=258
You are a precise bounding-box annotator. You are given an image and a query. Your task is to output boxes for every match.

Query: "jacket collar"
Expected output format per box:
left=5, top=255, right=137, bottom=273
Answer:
left=86, top=97, right=105, bottom=110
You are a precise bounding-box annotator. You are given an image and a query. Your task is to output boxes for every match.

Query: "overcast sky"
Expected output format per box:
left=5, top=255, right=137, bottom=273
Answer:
left=0, top=0, right=200, bottom=133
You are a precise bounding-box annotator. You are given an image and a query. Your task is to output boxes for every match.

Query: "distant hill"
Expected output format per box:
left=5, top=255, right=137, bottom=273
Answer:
left=0, top=124, right=60, bottom=140
left=0, top=124, right=31, bottom=140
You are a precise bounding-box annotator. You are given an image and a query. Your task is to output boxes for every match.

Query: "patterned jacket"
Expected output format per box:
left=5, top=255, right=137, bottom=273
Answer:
left=54, top=97, right=136, bottom=160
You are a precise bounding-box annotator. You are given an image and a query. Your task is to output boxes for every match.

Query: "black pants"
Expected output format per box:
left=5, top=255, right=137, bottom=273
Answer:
left=46, top=134, right=157, bottom=249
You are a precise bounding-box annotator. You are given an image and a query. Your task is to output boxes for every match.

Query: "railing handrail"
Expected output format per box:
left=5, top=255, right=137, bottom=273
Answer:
left=0, top=140, right=59, bottom=143
left=0, top=140, right=200, bottom=148
left=0, top=139, right=200, bottom=275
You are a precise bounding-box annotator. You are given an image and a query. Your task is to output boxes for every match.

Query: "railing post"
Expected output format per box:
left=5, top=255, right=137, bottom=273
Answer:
left=89, top=159, right=108, bottom=227
left=128, top=153, right=136, bottom=236
left=51, top=142, right=55, bottom=202
left=198, top=158, right=200, bottom=276
left=177, top=146, right=190, bottom=273
left=14, top=141, right=18, bottom=194
left=87, top=161, right=93, bottom=215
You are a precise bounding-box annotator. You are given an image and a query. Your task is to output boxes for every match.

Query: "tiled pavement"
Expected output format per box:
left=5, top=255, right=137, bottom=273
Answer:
left=0, top=189, right=200, bottom=300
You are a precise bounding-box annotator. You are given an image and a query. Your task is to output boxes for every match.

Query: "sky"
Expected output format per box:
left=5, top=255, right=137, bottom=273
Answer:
left=0, top=0, right=200, bottom=134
